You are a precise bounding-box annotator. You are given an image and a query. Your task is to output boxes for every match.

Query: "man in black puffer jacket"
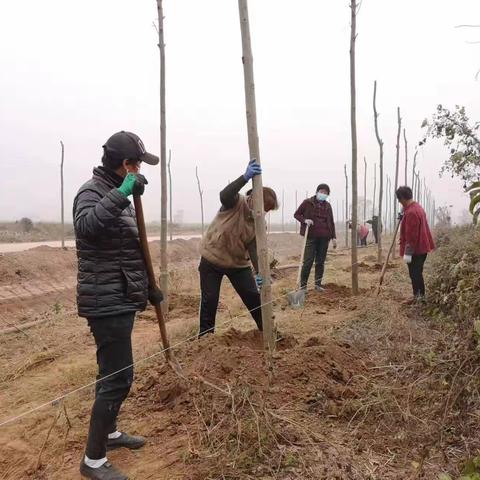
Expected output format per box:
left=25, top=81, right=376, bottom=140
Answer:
left=74, top=131, right=162, bottom=480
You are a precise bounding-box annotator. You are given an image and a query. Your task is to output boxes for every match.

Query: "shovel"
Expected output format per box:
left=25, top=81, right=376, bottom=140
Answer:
left=288, top=224, right=310, bottom=308
left=133, top=195, right=184, bottom=378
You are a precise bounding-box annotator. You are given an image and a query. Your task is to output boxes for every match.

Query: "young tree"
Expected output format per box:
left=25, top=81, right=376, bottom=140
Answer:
left=60, top=140, right=65, bottom=249
left=195, top=166, right=205, bottom=236
left=156, top=0, right=168, bottom=306
left=282, top=189, right=285, bottom=232
left=403, top=128, right=408, bottom=185
left=295, top=190, right=298, bottom=233
left=363, top=156, right=367, bottom=223
left=393, top=107, right=402, bottom=258
left=421, top=105, right=480, bottom=184
left=349, top=0, right=359, bottom=294
left=168, top=149, right=173, bottom=241
left=344, top=164, right=349, bottom=248
left=373, top=80, right=384, bottom=262
left=238, top=0, right=275, bottom=350
left=412, top=148, right=418, bottom=196
left=372, top=162, right=377, bottom=218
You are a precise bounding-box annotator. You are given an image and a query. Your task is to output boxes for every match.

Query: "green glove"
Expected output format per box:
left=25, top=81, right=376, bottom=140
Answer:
left=117, top=173, right=148, bottom=197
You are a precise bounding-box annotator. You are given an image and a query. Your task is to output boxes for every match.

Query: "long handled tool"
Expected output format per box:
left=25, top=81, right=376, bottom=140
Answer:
left=377, top=218, right=402, bottom=294
left=133, top=195, right=184, bottom=377
left=288, top=224, right=310, bottom=308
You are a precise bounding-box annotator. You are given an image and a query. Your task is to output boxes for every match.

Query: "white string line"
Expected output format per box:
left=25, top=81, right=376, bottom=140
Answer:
left=0, top=283, right=318, bottom=429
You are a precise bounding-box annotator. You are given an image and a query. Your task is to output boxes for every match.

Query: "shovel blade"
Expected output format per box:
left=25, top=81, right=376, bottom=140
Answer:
left=288, top=289, right=306, bottom=309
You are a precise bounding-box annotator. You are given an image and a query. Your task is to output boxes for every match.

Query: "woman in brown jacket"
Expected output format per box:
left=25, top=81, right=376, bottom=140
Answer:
left=198, top=160, right=278, bottom=336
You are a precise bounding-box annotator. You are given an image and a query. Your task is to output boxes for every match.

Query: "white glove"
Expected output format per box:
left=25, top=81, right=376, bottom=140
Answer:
left=305, top=219, right=314, bottom=227
left=403, top=254, right=412, bottom=264
left=332, top=239, right=337, bottom=249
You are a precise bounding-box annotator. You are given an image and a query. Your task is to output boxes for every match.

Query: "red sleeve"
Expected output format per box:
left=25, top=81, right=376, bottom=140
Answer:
left=404, top=211, right=420, bottom=255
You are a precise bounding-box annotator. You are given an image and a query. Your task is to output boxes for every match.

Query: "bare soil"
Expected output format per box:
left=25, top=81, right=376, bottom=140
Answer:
left=0, top=234, right=476, bottom=479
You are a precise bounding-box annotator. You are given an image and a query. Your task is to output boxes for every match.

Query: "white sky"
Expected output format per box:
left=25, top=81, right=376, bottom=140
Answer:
left=1, top=0, right=479, bottom=225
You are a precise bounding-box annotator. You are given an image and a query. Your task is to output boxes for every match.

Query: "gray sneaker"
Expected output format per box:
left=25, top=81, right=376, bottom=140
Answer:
left=315, top=285, right=325, bottom=292
left=80, top=460, right=128, bottom=480
left=107, top=432, right=146, bottom=451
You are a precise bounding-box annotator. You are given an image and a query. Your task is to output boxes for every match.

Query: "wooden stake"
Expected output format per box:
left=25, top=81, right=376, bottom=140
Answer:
left=168, top=149, right=173, bottom=241
left=238, top=0, right=275, bottom=351
left=373, top=80, right=384, bottom=263
left=349, top=0, right=359, bottom=294
left=156, top=0, right=169, bottom=308
left=60, top=141, right=65, bottom=250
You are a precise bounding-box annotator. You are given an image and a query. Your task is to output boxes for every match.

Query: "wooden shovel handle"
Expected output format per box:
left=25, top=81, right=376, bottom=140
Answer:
left=133, top=195, right=172, bottom=357
left=378, top=218, right=402, bottom=290
left=296, top=224, right=310, bottom=288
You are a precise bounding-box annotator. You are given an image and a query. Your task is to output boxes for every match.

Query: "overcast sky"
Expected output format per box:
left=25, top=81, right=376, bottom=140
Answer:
left=1, top=0, right=479, bottom=226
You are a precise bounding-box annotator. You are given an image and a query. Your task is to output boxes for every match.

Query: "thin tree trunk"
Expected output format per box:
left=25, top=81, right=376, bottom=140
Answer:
left=168, top=149, right=173, bottom=241
left=349, top=0, right=359, bottom=294
left=363, top=156, right=367, bottom=223
left=373, top=80, right=384, bottom=263
left=372, top=162, right=376, bottom=218
left=403, top=128, right=408, bottom=185
left=238, top=0, right=274, bottom=351
left=295, top=190, right=298, bottom=233
left=60, top=141, right=65, bottom=250
left=412, top=148, right=418, bottom=193
left=195, top=166, right=205, bottom=236
left=156, top=0, right=168, bottom=308
left=344, top=164, right=349, bottom=248
left=282, top=189, right=285, bottom=232
left=393, top=106, right=401, bottom=258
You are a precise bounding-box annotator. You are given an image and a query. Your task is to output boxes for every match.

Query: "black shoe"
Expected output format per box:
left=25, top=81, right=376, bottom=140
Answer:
left=80, top=460, right=128, bottom=480
left=107, top=432, right=146, bottom=451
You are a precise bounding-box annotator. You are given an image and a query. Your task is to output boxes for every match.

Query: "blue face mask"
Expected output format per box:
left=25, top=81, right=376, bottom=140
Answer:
left=316, top=192, right=329, bottom=202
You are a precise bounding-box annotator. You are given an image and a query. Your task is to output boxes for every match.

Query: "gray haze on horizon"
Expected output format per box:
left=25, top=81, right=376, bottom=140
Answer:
left=1, top=0, right=479, bottom=226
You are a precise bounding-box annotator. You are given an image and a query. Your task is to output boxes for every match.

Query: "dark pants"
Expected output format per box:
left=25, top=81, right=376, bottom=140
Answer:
left=372, top=228, right=378, bottom=243
left=360, top=236, right=367, bottom=246
left=199, top=257, right=262, bottom=336
left=407, top=254, right=427, bottom=297
left=300, top=237, right=329, bottom=289
left=85, top=313, right=135, bottom=460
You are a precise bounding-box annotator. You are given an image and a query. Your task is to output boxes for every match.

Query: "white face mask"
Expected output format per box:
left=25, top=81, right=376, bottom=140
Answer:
left=316, top=192, right=329, bottom=202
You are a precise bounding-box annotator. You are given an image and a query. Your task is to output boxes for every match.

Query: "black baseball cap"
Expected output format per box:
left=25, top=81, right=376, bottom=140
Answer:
left=102, top=131, right=159, bottom=165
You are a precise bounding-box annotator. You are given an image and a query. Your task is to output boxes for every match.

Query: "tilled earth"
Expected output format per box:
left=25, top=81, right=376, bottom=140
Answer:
left=0, top=235, right=477, bottom=479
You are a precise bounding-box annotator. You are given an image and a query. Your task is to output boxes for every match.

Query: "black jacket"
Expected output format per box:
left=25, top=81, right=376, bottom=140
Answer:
left=73, top=167, right=148, bottom=318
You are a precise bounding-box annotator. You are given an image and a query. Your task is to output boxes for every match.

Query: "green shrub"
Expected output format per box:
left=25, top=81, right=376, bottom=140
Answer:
left=428, top=226, right=480, bottom=331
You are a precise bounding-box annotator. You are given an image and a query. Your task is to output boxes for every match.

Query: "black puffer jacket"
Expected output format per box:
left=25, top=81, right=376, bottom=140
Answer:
left=73, top=167, right=148, bottom=318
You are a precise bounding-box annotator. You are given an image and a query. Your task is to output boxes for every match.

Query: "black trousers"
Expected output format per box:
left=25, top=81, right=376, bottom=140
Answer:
left=85, top=313, right=135, bottom=460
left=300, top=237, right=329, bottom=289
left=407, top=254, right=427, bottom=297
left=372, top=228, right=378, bottom=243
left=199, top=257, right=262, bottom=336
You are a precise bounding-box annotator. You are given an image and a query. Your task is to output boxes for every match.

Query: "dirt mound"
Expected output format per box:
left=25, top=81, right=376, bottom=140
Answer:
left=133, top=327, right=368, bottom=478
left=343, top=261, right=397, bottom=273
left=150, top=238, right=201, bottom=264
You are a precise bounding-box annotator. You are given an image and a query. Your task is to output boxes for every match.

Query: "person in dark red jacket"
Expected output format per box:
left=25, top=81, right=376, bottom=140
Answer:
left=396, top=186, right=435, bottom=301
left=294, top=184, right=337, bottom=291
